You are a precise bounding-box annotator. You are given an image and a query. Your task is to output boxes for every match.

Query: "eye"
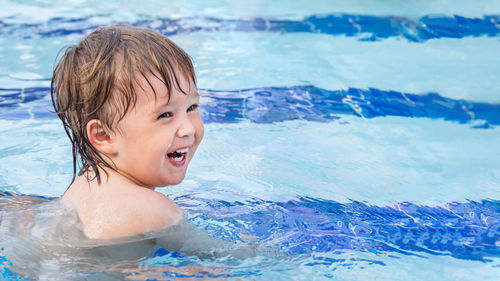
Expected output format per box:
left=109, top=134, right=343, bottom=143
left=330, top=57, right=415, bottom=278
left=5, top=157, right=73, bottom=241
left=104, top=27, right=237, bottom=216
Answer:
left=187, top=104, right=198, bottom=112
left=158, top=112, right=173, bottom=119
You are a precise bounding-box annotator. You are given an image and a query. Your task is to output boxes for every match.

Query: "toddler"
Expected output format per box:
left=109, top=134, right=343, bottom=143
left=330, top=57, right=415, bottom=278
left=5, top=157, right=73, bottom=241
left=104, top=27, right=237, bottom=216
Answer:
left=51, top=25, right=204, bottom=239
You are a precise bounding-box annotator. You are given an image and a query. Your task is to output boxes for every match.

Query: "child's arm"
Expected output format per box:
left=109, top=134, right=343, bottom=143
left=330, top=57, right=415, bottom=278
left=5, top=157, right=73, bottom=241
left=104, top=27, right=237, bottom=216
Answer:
left=150, top=222, right=273, bottom=260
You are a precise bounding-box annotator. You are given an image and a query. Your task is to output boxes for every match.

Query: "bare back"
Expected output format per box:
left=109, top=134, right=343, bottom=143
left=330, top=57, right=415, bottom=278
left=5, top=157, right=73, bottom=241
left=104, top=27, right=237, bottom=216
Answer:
left=60, top=169, right=184, bottom=239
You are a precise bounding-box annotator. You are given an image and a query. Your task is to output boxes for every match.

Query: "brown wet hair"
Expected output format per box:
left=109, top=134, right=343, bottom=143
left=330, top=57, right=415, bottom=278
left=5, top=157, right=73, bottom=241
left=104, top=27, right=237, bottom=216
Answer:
left=51, top=24, right=196, bottom=185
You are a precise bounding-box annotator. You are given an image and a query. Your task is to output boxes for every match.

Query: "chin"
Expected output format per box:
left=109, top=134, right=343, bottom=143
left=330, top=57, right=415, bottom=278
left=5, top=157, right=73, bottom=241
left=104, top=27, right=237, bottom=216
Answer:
left=159, top=176, right=185, bottom=186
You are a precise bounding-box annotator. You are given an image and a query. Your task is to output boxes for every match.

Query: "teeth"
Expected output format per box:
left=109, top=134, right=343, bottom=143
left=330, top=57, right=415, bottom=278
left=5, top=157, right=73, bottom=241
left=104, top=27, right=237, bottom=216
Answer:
left=175, top=148, right=189, bottom=154
left=167, top=147, right=189, bottom=162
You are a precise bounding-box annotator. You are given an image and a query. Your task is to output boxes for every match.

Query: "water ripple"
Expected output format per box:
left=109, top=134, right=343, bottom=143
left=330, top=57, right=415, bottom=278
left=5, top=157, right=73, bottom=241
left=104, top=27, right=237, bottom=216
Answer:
left=2, top=86, right=498, bottom=128
left=1, top=14, right=500, bottom=42
left=177, top=195, right=500, bottom=262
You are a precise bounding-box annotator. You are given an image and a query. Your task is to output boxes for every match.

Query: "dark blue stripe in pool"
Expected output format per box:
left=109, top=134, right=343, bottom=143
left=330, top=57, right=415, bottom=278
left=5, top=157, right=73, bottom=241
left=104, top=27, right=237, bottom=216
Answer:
left=178, top=195, right=500, bottom=262
left=1, top=14, right=500, bottom=42
left=1, top=86, right=498, bottom=128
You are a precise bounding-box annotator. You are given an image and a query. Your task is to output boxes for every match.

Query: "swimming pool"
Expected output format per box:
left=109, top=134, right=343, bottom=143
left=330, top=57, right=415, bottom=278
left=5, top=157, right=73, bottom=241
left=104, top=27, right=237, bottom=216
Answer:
left=1, top=0, right=499, bottom=279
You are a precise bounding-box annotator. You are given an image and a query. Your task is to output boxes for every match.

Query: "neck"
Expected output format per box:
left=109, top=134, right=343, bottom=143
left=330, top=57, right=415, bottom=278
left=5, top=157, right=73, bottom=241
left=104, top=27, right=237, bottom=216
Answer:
left=86, top=165, right=156, bottom=191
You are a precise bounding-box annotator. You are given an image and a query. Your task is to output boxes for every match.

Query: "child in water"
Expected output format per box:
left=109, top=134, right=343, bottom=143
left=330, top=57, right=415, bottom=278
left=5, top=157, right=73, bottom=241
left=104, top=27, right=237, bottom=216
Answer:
left=51, top=24, right=204, bottom=239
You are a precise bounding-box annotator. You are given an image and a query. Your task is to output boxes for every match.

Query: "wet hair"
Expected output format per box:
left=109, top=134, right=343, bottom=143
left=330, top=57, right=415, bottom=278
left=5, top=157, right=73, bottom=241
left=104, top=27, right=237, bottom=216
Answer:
left=51, top=24, right=196, bottom=185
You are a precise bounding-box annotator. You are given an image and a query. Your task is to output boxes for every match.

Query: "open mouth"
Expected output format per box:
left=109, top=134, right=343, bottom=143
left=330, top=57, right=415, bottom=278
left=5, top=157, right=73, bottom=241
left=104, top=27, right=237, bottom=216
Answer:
left=167, top=148, right=188, bottom=166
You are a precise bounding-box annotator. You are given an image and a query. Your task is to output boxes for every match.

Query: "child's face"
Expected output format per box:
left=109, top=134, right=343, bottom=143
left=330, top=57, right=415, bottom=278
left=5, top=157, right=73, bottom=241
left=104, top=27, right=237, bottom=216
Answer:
left=110, top=71, right=203, bottom=188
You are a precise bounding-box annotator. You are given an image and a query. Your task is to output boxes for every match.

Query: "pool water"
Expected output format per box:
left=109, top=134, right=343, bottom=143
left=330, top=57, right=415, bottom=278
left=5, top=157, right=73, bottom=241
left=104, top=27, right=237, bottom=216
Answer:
left=1, top=0, right=499, bottom=280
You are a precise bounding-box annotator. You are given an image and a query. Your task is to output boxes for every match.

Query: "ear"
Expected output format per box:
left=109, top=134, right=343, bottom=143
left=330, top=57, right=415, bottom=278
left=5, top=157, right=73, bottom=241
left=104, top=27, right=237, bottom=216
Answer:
left=86, top=119, right=117, bottom=156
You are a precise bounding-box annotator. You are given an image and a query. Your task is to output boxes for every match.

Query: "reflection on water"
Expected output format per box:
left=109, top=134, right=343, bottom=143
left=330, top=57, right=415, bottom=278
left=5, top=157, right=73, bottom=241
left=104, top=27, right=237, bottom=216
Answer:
left=0, top=192, right=277, bottom=280
left=1, top=191, right=498, bottom=280
left=1, top=1, right=499, bottom=280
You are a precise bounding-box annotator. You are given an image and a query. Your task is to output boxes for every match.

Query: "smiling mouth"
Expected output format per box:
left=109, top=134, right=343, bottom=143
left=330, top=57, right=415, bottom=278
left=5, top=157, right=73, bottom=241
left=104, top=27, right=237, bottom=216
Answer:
left=167, top=148, right=188, bottom=166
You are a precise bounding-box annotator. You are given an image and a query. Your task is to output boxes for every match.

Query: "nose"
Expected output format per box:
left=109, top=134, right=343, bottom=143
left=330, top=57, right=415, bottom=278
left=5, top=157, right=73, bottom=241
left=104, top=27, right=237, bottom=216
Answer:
left=176, top=114, right=196, bottom=138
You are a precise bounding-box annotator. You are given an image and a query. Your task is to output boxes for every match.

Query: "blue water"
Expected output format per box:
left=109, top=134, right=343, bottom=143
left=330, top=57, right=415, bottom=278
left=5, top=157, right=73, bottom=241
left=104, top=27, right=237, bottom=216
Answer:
left=2, top=86, right=500, bottom=126
left=0, top=0, right=499, bottom=280
left=3, top=14, right=500, bottom=41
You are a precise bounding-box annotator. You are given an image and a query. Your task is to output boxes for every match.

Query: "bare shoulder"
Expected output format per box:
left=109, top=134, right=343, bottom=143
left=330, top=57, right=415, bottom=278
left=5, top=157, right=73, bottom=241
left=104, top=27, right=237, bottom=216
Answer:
left=62, top=175, right=184, bottom=239
left=93, top=188, right=184, bottom=239
left=129, top=188, right=184, bottom=229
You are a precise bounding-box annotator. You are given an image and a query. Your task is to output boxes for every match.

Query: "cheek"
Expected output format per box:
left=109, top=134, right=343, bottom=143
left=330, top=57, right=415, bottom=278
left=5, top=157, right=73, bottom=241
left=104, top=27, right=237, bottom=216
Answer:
left=196, top=119, right=204, bottom=144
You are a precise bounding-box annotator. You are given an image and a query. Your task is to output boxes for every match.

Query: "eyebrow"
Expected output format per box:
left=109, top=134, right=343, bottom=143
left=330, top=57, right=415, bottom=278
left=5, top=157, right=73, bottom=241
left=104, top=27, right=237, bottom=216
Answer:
left=157, top=90, right=200, bottom=108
